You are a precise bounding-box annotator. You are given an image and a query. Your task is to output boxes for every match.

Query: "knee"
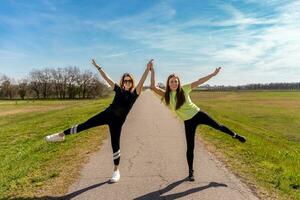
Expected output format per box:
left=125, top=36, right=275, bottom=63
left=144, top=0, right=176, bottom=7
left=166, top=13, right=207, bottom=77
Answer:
left=186, top=146, right=194, bottom=154
left=219, top=125, right=227, bottom=131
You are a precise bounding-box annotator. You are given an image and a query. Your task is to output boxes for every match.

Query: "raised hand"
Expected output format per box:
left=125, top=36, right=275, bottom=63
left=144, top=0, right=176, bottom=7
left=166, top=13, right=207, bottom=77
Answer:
left=91, top=59, right=115, bottom=88
left=147, top=59, right=154, bottom=71
left=135, top=59, right=154, bottom=95
left=92, top=59, right=101, bottom=69
left=191, top=67, right=221, bottom=89
left=212, top=67, right=221, bottom=76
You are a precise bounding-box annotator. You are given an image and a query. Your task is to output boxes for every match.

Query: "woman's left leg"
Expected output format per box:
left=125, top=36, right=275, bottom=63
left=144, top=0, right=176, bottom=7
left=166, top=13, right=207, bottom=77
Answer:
left=193, top=111, right=246, bottom=142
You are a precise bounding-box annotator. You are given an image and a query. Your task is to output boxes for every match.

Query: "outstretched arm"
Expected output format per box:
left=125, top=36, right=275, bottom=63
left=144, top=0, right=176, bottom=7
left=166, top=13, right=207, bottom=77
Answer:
left=150, top=66, right=165, bottom=97
left=135, top=59, right=153, bottom=95
left=92, top=59, right=115, bottom=89
left=190, top=67, right=221, bottom=90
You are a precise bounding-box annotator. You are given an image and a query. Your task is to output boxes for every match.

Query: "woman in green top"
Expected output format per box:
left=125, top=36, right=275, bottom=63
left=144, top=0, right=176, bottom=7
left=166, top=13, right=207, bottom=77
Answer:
left=150, top=63, right=246, bottom=182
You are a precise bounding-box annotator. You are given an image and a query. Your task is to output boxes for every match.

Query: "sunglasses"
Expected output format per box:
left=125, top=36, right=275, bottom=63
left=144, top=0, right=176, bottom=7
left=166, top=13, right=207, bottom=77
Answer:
left=123, top=79, right=133, bottom=84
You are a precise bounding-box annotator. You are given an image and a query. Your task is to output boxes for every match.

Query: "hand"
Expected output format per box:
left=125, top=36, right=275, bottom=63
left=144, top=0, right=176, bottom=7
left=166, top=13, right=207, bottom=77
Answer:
left=147, top=59, right=154, bottom=71
left=92, top=59, right=101, bottom=70
left=212, top=67, right=221, bottom=76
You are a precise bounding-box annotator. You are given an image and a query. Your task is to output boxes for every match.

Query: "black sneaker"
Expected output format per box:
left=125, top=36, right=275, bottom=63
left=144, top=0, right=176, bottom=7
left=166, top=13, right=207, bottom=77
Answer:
left=188, top=170, right=195, bottom=182
left=233, top=134, right=246, bottom=143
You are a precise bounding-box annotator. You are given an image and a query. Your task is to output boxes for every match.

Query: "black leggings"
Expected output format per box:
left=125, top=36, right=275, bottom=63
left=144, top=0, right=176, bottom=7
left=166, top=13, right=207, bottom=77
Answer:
left=64, top=110, right=124, bottom=166
left=184, top=111, right=236, bottom=171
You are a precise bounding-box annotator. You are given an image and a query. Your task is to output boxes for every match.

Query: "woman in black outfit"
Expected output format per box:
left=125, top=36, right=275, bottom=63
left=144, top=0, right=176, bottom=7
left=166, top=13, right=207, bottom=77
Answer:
left=45, top=59, right=153, bottom=183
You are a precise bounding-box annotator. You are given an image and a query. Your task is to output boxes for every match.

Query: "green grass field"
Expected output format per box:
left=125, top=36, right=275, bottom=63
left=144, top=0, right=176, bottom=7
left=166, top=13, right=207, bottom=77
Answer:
left=0, top=98, right=112, bottom=199
left=0, top=91, right=299, bottom=199
left=191, top=91, right=300, bottom=200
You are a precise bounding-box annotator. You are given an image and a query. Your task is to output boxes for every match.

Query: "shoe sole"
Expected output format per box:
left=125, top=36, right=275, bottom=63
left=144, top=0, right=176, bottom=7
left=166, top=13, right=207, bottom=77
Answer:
left=109, top=179, right=120, bottom=183
left=45, top=137, right=65, bottom=142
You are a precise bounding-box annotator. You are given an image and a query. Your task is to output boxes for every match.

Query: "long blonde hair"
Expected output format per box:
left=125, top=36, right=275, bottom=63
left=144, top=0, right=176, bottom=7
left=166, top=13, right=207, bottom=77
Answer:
left=119, top=73, right=135, bottom=92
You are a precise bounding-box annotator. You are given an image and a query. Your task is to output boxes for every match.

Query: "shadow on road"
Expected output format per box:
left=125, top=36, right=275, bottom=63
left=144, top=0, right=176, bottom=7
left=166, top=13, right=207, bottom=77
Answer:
left=3, top=179, right=228, bottom=200
left=134, top=178, right=228, bottom=200
left=3, top=180, right=109, bottom=200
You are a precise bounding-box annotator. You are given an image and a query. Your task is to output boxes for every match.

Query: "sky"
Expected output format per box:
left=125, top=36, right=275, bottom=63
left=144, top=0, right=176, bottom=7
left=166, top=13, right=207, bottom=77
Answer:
left=0, top=0, right=299, bottom=86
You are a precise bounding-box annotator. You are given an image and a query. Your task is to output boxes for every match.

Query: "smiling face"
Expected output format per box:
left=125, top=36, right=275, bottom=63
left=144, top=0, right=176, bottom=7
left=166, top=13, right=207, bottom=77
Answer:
left=168, top=76, right=179, bottom=92
left=164, top=74, right=185, bottom=109
left=123, top=76, right=133, bottom=91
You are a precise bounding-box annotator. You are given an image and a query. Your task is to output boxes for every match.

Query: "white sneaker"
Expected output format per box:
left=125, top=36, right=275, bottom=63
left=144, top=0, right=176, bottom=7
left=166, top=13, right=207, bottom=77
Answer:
left=110, top=169, right=120, bottom=183
left=45, top=132, right=65, bottom=142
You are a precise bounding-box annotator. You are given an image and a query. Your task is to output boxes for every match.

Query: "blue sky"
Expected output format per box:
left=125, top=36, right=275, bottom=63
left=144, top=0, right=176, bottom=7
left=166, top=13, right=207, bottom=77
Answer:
left=0, top=0, right=299, bottom=86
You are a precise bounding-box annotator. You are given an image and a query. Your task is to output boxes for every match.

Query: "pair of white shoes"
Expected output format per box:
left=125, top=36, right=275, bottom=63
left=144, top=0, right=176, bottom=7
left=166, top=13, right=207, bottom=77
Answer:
left=45, top=132, right=120, bottom=183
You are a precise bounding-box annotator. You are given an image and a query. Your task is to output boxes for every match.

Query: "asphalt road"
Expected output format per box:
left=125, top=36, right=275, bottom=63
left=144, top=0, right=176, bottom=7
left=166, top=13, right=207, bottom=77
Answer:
left=64, top=90, right=259, bottom=200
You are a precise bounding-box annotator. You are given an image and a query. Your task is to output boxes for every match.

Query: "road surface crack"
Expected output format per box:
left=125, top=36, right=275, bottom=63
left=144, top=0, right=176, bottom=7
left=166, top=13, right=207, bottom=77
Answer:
left=128, top=136, right=143, bottom=172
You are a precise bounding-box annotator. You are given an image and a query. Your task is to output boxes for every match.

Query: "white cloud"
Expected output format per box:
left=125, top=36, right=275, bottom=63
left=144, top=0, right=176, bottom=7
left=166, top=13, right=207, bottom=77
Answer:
left=0, top=49, right=28, bottom=59
left=81, top=0, right=299, bottom=84
left=1, top=0, right=299, bottom=85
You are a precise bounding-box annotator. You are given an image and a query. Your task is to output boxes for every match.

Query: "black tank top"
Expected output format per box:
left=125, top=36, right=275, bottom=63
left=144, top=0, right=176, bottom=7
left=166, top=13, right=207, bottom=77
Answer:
left=106, top=83, right=139, bottom=119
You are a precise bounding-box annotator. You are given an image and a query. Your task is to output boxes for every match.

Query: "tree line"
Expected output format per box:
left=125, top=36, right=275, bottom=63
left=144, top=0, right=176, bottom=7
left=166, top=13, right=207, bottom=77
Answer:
left=0, top=66, right=111, bottom=100
left=1, top=67, right=299, bottom=100
left=201, top=82, right=300, bottom=91
left=156, top=82, right=300, bottom=91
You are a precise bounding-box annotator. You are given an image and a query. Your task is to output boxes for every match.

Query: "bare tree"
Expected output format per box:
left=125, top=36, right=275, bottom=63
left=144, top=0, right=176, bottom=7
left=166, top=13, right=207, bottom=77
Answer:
left=29, top=71, right=43, bottom=99
left=18, top=79, right=28, bottom=100
left=65, top=66, right=80, bottom=99
left=0, top=76, right=17, bottom=99
left=50, top=68, right=66, bottom=98
left=0, top=75, right=4, bottom=98
left=86, top=75, right=109, bottom=98
left=40, top=68, right=52, bottom=98
left=77, top=70, right=93, bottom=98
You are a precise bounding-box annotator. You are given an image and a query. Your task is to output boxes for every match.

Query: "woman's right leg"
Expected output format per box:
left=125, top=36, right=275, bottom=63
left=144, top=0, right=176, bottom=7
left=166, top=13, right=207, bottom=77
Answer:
left=108, top=122, right=122, bottom=166
left=184, top=119, right=197, bottom=181
left=108, top=120, right=123, bottom=183
left=64, top=110, right=111, bottom=135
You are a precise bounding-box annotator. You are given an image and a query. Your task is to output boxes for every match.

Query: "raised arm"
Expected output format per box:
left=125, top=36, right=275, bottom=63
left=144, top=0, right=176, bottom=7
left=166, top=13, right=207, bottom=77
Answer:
left=135, top=59, right=153, bottom=95
left=92, top=59, right=115, bottom=89
left=150, top=66, right=165, bottom=97
left=190, top=67, right=221, bottom=90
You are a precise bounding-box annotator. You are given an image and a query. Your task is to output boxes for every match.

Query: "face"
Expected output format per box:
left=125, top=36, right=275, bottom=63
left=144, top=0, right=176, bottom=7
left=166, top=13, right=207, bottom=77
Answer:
left=123, top=76, right=133, bottom=91
left=168, top=77, right=179, bottom=91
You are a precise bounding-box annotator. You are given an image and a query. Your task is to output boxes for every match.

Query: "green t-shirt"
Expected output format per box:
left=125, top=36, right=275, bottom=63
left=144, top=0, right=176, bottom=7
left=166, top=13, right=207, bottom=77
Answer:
left=168, top=84, right=200, bottom=121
